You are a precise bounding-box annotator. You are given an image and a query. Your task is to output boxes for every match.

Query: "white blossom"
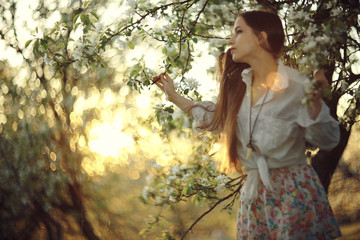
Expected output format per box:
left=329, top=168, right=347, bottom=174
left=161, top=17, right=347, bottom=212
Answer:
left=116, top=38, right=126, bottom=50
left=166, top=175, right=177, bottom=184
left=330, top=7, right=342, bottom=17
left=302, top=78, right=320, bottom=105
left=152, top=162, right=162, bottom=170
left=43, top=53, right=56, bottom=76
left=168, top=195, right=176, bottom=202
left=126, top=0, right=139, bottom=9
left=73, top=61, right=82, bottom=72
left=158, top=110, right=171, bottom=122
left=306, top=24, right=318, bottom=36
left=184, top=77, right=200, bottom=89
left=145, top=173, right=153, bottom=183
left=156, top=24, right=172, bottom=34
left=199, top=178, right=209, bottom=186
left=214, top=183, right=226, bottom=191
left=72, top=43, right=84, bottom=60
left=142, top=186, right=153, bottom=201
left=164, top=187, right=174, bottom=197
left=299, top=57, right=308, bottom=65
left=201, top=155, right=210, bottom=162
left=214, top=174, right=227, bottom=191
left=165, top=44, right=175, bottom=53
left=182, top=173, right=191, bottom=180
left=95, top=23, right=103, bottom=34
left=216, top=174, right=228, bottom=182
left=171, top=165, right=180, bottom=175
left=303, top=78, right=314, bottom=93
left=303, top=40, right=317, bottom=51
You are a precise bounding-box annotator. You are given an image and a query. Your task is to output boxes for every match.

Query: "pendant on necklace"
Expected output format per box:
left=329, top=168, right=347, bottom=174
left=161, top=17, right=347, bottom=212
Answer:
left=246, top=142, right=255, bottom=160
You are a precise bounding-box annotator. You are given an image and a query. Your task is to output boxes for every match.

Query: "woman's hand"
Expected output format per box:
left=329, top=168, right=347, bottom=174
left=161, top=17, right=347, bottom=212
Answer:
left=152, top=72, right=195, bottom=114
left=152, top=73, right=178, bottom=102
left=308, top=70, right=329, bottom=120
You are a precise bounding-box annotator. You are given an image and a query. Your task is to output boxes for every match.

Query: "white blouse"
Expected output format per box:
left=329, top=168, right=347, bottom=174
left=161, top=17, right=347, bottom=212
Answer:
left=192, top=61, right=340, bottom=200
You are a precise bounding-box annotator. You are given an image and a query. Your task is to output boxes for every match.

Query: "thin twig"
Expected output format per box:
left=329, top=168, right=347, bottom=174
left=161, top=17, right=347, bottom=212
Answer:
left=104, top=0, right=195, bottom=45
left=181, top=180, right=244, bottom=239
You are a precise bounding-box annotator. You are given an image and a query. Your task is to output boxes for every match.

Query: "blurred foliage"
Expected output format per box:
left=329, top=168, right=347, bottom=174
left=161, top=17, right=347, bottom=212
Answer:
left=0, top=0, right=359, bottom=239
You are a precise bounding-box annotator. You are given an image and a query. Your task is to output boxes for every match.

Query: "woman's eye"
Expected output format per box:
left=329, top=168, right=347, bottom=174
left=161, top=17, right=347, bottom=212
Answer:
left=236, top=30, right=242, bottom=34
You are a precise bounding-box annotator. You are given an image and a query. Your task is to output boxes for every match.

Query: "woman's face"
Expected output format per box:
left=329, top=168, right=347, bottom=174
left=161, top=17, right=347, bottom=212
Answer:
left=228, top=16, right=260, bottom=63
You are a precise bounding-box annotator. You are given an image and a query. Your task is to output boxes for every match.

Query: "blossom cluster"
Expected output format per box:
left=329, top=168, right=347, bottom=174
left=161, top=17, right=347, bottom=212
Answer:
left=286, top=3, right=346, bottom=75
left=154, top=104, right=174, bottom=125
left=141, top=156, right=230, bottom=207
left=301, top=78, right=322, bottom=106
left=70, top=21, right=105, bottom=72
left=171, top=76, right=201, bottom=101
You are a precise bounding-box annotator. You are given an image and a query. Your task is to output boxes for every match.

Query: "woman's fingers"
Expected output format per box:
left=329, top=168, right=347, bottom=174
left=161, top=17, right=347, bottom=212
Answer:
left=163, top=72, right=171, bottom=81
left=152, top=75, right=161, bottom=84
left=155, top=81, right=165, bottom=91
left=152, top=72, right=176, bottom=98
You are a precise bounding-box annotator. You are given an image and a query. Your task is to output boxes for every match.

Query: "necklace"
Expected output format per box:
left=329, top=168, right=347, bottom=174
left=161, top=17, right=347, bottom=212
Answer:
left=246, top=85, right=271, bottom=160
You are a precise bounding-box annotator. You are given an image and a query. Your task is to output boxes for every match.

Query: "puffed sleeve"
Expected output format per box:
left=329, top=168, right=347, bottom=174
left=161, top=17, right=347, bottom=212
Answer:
left=191, top=101, right=215, bottom=128
left=296, top=100, right=340, bottom=151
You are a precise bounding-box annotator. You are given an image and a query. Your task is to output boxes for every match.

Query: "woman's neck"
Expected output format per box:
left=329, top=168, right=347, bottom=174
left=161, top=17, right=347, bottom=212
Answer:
left=248, top=53, right=278, bottom=87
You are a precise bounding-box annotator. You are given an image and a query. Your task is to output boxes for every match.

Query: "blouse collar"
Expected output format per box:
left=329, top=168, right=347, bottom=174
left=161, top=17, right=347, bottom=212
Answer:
left=241, top=60, right=289, bottom=106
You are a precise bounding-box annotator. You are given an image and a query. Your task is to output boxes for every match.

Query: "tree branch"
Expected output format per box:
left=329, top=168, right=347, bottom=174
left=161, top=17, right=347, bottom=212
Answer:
left=181, top=179, right=244, bottom=239
left=105, top=0, right=195, bottom=45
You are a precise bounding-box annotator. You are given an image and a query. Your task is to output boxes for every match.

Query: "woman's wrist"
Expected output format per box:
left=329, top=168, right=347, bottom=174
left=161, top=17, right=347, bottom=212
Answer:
left=167, top=91, right=180, bottom=103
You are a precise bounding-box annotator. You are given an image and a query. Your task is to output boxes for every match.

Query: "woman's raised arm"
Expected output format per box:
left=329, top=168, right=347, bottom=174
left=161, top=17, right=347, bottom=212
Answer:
left=153, top=73, right=194, bottom=115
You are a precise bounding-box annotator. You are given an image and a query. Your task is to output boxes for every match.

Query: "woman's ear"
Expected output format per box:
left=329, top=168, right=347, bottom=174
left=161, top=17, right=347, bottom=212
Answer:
left=258, top=31, right=270, bottom=49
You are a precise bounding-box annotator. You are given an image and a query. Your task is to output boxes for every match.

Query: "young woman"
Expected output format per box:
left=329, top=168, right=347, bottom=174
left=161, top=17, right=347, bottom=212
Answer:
left=153, top=10, right=341, bottom=239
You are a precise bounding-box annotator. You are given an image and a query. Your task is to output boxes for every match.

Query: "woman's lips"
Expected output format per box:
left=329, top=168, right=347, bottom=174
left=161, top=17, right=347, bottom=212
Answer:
left=229, top=47, right=236, bottom=54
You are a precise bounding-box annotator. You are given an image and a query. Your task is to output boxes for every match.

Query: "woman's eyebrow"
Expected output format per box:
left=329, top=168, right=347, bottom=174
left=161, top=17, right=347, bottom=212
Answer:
left=234, top=26, right=242, bottom=32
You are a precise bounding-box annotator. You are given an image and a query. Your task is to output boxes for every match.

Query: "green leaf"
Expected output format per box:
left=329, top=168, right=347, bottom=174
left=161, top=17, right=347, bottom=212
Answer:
left=73, top=14, right=80, bottom=24
left=130, top=68, right=140, bottom=77
left=90, top=12, right=99, bottom=20
left=165, top=107, right=174, bottom=113
left=25, top=39, right=32, bottom=48
left=322, top=88, right=333, bottom=100
left=80, top=14, right=90, bottom=25
left=128, top=41, right=135, bottom=49
left=74, top=22, right=81, bottom=31
left=83, top=0, right=90, bottom=8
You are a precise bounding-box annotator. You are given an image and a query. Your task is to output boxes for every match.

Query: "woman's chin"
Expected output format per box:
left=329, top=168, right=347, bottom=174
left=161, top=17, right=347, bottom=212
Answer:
left=232, top=55, right=243, bottom=63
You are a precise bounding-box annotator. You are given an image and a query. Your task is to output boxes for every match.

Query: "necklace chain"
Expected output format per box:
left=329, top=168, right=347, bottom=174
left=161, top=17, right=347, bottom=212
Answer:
left=247, top=86, right=271, bottom=151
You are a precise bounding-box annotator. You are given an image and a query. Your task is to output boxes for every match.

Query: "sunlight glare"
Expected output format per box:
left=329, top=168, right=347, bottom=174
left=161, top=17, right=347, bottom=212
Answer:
left=89, top=120, right=133, bottom=158
left=136, top=93, right=151, bottom=109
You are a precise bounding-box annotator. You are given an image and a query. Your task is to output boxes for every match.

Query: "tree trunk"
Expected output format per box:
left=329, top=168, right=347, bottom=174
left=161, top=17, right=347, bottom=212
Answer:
left=311, top=124, right=351, bottom=193
left=68, top=183, right=101, bottom=240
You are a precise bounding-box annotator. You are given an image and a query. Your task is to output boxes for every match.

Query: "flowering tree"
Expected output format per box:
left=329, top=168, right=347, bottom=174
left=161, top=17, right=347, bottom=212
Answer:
left=0, top=0, right=359, bottom=239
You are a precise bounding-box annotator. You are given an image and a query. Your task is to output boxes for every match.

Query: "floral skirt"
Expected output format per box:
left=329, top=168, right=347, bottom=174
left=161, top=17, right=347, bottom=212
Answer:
left=237, top=164, right=341, bottom=240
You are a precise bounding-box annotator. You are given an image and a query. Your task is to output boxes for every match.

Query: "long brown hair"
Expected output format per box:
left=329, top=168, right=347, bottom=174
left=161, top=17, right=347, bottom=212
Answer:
left=198, top=49, right=249, bottom=173
left=197, top=11, right=285, bottom=173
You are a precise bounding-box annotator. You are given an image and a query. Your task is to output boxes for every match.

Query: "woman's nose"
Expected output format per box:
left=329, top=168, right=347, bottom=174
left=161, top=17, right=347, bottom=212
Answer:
left=228, top=36, right=234, bottom=45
